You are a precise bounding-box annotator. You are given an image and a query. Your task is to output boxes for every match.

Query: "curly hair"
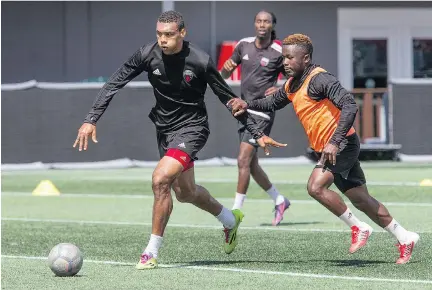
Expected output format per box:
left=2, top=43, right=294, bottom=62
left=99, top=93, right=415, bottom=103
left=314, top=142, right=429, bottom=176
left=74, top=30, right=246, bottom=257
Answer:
left=282, top=34, right=313, bottom=58
left=158, top=10, right=185, bottom=31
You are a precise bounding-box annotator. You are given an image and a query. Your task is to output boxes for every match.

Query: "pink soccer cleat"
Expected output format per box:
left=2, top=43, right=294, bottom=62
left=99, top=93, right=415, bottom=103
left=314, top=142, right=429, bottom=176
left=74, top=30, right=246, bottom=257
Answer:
left=272, top=198, right=290, bottom=226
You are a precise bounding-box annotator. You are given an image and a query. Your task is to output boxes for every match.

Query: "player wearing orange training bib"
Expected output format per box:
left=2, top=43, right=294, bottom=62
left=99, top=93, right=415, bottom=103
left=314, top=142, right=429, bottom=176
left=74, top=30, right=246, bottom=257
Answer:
left=228, top=34, right=419, bottom=264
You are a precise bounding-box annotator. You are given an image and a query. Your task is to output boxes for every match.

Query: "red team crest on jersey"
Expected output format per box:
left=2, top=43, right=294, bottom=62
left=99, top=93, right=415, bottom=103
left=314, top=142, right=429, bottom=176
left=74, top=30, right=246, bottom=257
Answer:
left=260, top=57, right=269, bottom=67
left=183, top=70, right=195, bottom=83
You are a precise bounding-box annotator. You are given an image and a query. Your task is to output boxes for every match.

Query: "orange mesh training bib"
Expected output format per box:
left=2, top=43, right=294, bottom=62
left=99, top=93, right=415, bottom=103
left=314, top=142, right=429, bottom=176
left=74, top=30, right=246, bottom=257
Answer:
left=285, top=67, right=355, bottom=152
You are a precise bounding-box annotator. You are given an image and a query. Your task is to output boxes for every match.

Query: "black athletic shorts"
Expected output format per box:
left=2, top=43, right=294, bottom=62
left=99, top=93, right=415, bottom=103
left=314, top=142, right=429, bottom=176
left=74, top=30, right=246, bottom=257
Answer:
left=238, top=113, right=274, bottom=148
left=156, top=125, right=209, bottom=160
left=314, top=133, right=366, bottom=193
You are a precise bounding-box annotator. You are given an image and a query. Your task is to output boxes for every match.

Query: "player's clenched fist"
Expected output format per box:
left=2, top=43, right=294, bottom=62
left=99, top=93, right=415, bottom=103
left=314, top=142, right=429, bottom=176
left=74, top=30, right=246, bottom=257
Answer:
left=73, top=123, right=98, bottom=151
left=223, top=59, right=238, bottom=72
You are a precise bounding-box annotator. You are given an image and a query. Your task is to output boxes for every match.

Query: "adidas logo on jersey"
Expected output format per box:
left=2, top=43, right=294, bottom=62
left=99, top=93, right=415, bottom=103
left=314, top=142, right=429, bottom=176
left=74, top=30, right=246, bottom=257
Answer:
left=178, top=143, right=186, bottom=148
left=153, top=69, right=161, bottom=75
left=243, top=54, right=249, bottom=60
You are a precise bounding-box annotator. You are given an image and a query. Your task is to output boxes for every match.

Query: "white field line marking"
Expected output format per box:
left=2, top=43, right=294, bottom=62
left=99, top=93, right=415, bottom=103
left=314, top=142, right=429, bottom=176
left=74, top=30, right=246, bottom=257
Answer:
left=2, top=217, right=432, bottom=234
left=2, top=173, right=428, bottom=186
left=0, top=173, right=427, bottom=186
left=2, top=255, right=431, bottom=285
left=2, top=192, right=432, bottom=207
left=192, top=178, right=422, bottom=187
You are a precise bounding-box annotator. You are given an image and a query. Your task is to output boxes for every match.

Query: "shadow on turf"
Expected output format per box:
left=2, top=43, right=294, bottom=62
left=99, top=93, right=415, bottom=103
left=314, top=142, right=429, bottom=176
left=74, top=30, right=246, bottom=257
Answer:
left=259, top=221, right=324, bottom=227
left=96, top=258, right=421, bottom=270
left=176, top=259, right=391, bottom=268
left=321, top=259, right=390, bottom=267
left=53, top=274, right=85, bottom=278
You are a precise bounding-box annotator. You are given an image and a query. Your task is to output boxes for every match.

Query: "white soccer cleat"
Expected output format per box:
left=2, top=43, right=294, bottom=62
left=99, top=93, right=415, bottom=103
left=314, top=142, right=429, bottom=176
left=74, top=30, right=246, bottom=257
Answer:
left=136, top=252, right=158, bottom=270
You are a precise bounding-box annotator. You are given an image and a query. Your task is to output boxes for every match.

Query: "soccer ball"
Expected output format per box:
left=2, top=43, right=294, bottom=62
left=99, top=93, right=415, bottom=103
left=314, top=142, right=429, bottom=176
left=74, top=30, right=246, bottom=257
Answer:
left=47, top=243, right=83, bottom=277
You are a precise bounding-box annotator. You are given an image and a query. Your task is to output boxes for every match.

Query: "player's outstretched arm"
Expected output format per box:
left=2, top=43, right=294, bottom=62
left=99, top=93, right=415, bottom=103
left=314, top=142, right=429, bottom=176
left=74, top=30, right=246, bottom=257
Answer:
left=226, top=85, right=290, bottom=118
left=248, top=83, right=291, bottom=112
left=73, top=46, right=150, bottom=151
left=225, top=98, right=287, bottom=155
left=206, top=58, right=286, bottom=154
left=205, top=57, right=263, bottom=138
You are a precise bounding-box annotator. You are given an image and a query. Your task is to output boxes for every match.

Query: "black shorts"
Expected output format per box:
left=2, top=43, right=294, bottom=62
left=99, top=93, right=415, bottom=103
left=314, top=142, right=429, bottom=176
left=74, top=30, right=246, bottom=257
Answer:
left=157, top=125, right=209, bottom=160
left=238, top=114, right=274, bottom=148
left=315, top=133, right=366, bottom=193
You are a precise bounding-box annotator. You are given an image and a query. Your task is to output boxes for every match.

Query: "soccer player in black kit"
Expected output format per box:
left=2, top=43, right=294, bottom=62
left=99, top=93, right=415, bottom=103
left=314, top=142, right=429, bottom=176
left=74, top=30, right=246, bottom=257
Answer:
left=72, top=11, right=286, bottom=270
left=221, top=11, right=290, bottom=225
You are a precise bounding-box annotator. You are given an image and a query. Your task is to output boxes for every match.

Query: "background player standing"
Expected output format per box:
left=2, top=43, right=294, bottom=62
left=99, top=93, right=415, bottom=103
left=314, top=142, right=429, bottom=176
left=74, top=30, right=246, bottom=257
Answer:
left=221, top=11, right=290, bottom=226
left=72, top=11, right=286, bottom=270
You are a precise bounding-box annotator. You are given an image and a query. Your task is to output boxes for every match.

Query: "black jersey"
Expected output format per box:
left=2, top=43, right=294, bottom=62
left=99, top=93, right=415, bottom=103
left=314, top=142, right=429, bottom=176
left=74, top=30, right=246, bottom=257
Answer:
left=84, top=41, right=263, bottom=139
left=231, top=37, right=284, bottom=104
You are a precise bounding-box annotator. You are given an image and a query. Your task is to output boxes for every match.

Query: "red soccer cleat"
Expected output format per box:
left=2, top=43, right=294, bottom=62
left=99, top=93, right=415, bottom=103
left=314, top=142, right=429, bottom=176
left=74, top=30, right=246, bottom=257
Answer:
left=349, top=224, right=373, bottom=254
left=396, top=232, right=420, bottom=264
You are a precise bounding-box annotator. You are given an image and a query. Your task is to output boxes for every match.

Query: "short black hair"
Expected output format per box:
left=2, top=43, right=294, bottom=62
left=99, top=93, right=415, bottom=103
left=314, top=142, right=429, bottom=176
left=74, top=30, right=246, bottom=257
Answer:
left=255, top=10, right=277, bottom=41
left=157, top=10, right=185, bottom=31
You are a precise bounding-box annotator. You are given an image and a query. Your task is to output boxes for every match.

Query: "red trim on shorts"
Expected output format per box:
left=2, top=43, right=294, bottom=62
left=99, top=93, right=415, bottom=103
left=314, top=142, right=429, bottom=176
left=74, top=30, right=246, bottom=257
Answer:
left=183, top=160, right=194, bottom=171
left=165, top=148, right=194, bottom=172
